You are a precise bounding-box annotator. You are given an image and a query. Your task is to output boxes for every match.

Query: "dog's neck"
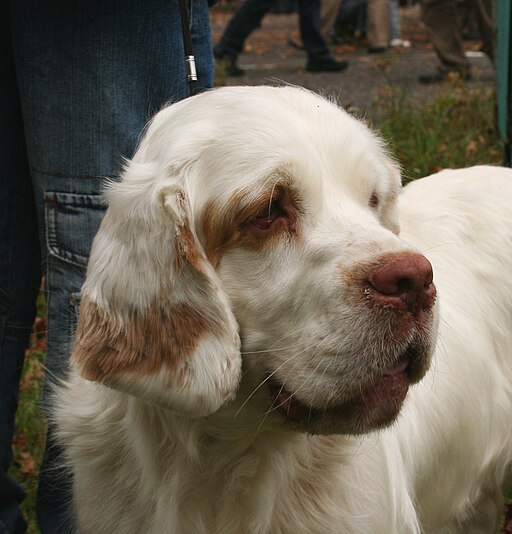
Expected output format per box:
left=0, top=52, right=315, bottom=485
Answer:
left=65, top=380, right=410, bottom=532
left=146, top=404, right=369, bottom=532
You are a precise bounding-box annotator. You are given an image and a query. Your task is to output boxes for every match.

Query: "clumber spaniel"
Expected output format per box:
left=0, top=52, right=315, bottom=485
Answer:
left=56, top=86, right=512, bottom=533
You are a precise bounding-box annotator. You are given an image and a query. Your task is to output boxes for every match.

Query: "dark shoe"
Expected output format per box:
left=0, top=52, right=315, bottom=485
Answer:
left=213, top=47, right=245, bottom=77
left=418, top=69, right=472, bottom=84
left=368, top=46, right=387, bottom=54
left=306, top=57, right=349, bottom=72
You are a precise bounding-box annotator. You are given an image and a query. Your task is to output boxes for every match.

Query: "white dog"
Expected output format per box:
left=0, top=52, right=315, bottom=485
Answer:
left=55, top=86, right=512, bottom=533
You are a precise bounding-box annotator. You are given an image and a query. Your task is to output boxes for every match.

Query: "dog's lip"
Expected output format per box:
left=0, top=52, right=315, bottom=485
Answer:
left=267, top=353, right=416, bottom=429
left=382, top=358, right=409, bottom=376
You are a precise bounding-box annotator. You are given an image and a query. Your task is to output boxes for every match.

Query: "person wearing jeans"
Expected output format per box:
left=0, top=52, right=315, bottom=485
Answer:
left=0, top=1, right=214, bottom=532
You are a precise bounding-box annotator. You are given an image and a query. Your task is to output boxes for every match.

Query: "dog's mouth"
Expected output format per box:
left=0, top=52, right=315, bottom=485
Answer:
left=267, top=344, right=425, bottom=434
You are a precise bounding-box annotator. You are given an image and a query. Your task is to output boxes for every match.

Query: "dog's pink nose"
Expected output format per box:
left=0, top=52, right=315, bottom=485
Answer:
left=368, top=253, right=435, bottom=313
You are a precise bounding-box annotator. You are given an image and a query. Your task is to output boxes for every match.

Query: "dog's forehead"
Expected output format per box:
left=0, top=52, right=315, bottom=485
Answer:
left=187, top=87, right=391, bottom=204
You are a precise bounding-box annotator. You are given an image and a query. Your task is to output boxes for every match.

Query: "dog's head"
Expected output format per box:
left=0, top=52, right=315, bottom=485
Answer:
left=73, top=86, right=437, bottom=433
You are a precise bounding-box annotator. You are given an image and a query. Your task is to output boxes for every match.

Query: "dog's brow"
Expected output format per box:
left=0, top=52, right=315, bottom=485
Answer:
left=201, top=180, right=301, bottom=267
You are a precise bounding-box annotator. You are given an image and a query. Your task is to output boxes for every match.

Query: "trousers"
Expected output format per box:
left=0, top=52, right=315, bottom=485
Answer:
left=0, top=1, right=213, bottom=532
left=421, top=0, right=495, bottom=71
left=215, top=0, right=333, bottom=62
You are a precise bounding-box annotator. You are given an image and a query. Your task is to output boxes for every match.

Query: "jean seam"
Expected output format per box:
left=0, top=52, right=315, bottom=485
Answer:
left=46, top=249, right=88, bottom=270
left=43, top=204, right=87, bottom=266
left=44, top=193, right=105, bottom=268
left=31, top=166, right=118, bottom=180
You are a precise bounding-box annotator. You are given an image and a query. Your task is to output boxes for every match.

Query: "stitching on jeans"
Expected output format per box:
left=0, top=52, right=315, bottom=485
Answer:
left=47, top=247, right=88, bottom=269
left=44, top=198, right=106, bottom=209
left=31, top=167, right=119, bottom=180
left=44, top=199, right=97, bottom=268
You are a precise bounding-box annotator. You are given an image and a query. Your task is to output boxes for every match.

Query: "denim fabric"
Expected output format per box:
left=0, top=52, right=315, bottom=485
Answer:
left=0, top=1, right=213, bottom=532
left=0, top=8, right=42, bottom=534
left=337, top=0, right=367, bottom=36
left=215, top=0, right=333, bottom=62
left=389, top=0, right=401, bottom=41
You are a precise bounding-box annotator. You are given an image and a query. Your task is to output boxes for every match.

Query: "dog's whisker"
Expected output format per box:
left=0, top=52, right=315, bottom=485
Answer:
left=235, top=341, right=321, bottom=417
left=309, top=353, right=337, bottom=428
left=241, top=339, right=312, bottom=355
left=241, top=325, right=314, bottom=356
left=253, top=382, right=287, bottom=438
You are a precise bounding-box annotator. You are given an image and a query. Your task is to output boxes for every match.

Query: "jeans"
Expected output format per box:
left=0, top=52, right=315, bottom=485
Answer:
left=338, top=0, right=367, bottom=35
left=389, top=0, right=401, bottom=41
left=0, top=1, right=213, bottom=532
left=214, top=0, right=333, bottom=62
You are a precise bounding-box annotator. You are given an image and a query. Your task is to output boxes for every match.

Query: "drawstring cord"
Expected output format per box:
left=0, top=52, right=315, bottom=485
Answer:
left=178, top=0, right=198, bottom=96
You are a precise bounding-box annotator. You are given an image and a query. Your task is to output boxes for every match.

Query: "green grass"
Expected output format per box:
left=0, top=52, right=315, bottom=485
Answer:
left=368, top=81, right=502, bottom=182
left=9, top=85, right=510, bottom=533
left=8, top=296, right=47, bottom=534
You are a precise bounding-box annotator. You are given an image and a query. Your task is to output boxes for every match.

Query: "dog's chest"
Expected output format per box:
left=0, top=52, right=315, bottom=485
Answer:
left=164, top=436, right=409, bottom=534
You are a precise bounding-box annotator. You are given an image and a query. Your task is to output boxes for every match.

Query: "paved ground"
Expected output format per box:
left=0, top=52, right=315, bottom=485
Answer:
left=210, top=5, right=495, bottom=114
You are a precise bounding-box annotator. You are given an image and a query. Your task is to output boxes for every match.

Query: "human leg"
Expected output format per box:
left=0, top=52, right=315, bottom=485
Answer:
left=389, top=0, right=401, bottom=41
left=214, top=0, right=275, bottom=59
left=9, top=1, right=213, bottom=532
left=298, top=0, right=332, bottom=60
left=367, top=0, right=389, bottom=50
left=298, top=0, right=348, bottom=71
left=0, top=8, right=42, bottom=534
left=420, top=0, right=470, bottom=72
left=473, top=0, right=495, bottom=62
left=321, top=0, right=343, bottom=40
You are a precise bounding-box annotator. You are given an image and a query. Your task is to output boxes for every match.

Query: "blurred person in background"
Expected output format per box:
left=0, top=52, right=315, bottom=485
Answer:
left=214, top=0, right=349, bottom=74
left=419, top=0, right=494, bottom=83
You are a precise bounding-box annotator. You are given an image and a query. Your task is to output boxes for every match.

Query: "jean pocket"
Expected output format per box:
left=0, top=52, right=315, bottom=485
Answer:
left=44, top=192, right=106, bottom=268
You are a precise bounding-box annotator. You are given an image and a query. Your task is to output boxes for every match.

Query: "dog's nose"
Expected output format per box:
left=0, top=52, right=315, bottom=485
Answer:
left=368, top=253, right=435, bottom=313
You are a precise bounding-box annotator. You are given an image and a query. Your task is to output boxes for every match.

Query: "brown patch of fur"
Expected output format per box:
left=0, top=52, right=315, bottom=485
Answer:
left=176, top=223, right=206, bottom=274
left=74, top=295, right=221, bottom=383
left=201, top=184, right=302, bottom=268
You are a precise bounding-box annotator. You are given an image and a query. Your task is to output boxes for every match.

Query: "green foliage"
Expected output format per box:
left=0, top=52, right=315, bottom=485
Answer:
left=369, top=83, right=502, bottom=184
left=8, top=344, right=46, bottom=533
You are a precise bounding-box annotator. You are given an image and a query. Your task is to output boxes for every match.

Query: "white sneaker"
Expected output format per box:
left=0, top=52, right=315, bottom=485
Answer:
left=390, top=38, right=411, bottom=48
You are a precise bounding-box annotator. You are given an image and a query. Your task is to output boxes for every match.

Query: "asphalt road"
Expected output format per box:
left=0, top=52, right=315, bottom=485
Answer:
left=210, top=5, right=495, bottom=115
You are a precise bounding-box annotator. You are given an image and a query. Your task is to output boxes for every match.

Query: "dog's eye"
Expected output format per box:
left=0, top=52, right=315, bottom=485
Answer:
left=369, top=192, right=380, bottom=209
left=250, top=200, right=286, bottom=230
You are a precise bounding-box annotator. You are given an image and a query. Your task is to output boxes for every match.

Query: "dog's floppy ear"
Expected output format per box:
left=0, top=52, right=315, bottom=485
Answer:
left=72, top=157, right=242, bottom=417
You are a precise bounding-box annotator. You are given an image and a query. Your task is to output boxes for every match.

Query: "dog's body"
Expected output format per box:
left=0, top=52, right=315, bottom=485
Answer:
left=56, top=87, right=512, bottom=533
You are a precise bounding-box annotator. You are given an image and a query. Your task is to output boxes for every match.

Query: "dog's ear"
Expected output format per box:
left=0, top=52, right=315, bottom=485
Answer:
left=72, top=159, right=242, bottom=417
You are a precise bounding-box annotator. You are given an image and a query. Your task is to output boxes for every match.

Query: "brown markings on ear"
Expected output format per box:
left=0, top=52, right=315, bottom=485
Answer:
left=175, top=222, right=207, bottom=275
left=74, top=295, right=221, bottom=383
left=201, top=184, right=302, bottom=268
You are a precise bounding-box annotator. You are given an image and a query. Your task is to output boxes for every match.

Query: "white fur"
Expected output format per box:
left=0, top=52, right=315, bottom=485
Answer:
left=56, top=86, right=512, bottom=533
